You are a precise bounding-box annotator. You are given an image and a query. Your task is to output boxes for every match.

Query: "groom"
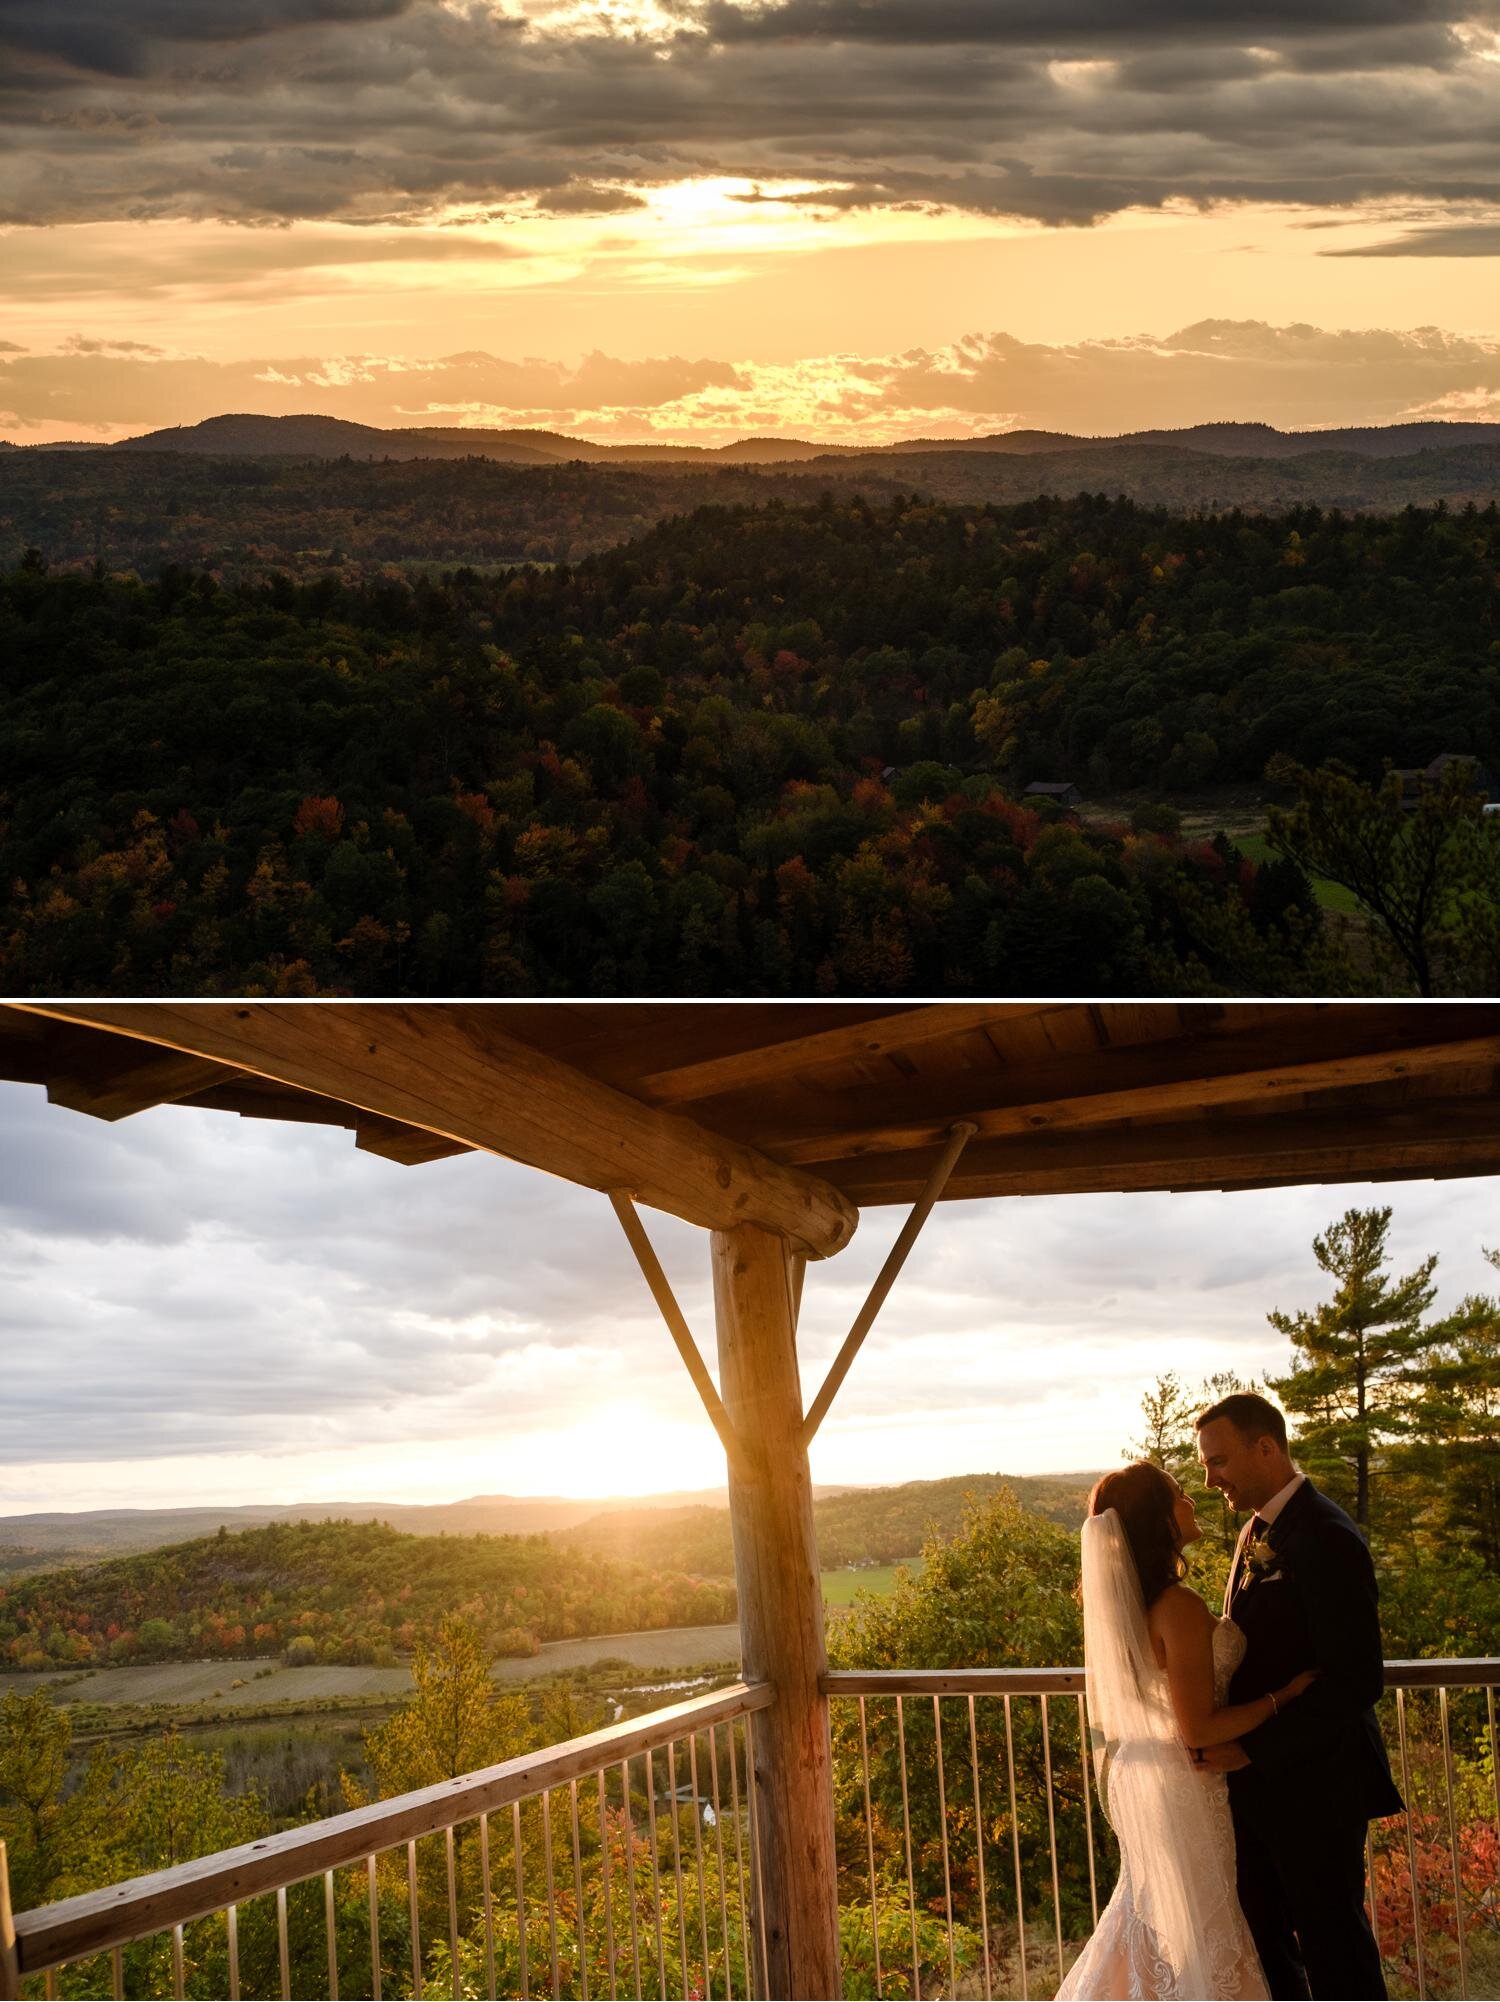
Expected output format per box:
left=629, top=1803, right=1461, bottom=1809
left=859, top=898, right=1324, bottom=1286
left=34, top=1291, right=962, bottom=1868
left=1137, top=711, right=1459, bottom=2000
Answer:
left=1194, top=1392, right=1402, bottom=2002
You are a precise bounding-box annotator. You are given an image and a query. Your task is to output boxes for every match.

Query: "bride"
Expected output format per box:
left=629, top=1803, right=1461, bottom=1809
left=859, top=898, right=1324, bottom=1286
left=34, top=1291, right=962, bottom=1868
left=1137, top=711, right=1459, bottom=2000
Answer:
left=1057, top=1462, right=1316, bottom=2001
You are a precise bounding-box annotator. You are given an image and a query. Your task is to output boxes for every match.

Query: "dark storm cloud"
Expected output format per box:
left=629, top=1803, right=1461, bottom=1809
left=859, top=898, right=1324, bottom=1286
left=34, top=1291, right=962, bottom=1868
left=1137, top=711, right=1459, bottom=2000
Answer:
left=696, top=0, right=1483, bottom=48
left=0, top=1081, right=708, bottom=1461
left=0, top=0, right=412, bottom=77
left=1325, top=221, right=1500, bottom=253
left=0, top=0, right=1496, bottom=229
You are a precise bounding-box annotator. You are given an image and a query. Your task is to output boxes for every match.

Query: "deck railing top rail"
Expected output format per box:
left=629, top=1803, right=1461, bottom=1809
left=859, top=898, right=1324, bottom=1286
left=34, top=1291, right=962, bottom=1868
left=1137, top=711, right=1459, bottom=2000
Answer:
left=10, top=1677, right=773, bottom=1979
left=823, top=1658, right=1500, bottom=1695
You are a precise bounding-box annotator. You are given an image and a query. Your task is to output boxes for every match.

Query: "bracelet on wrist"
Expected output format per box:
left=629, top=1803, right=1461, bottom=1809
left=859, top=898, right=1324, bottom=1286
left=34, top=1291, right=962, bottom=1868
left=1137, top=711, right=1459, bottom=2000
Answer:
left=1269, top=1691, right=1280, bottom=1717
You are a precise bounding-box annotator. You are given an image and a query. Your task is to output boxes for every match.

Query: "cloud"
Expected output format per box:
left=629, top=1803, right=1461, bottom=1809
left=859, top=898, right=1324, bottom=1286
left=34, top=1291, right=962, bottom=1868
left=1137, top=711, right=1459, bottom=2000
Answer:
left=4, top=319, right=1499, bottom=441
left=1324, top=222, right=1500, bottom=255
left=3, top=1078, right=1499, bottom=1506
left=0, top=0, right=1497, bottom=227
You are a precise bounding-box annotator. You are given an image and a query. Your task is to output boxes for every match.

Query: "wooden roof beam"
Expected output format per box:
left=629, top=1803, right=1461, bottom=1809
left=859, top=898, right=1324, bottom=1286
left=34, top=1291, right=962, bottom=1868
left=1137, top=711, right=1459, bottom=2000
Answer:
left=801, top=1122, right=976, bottom=1448
left=18, top=1005, right=858, bottom=1259
left=44, top=1048, right=242, bottom=1123
left=827, top=1105, right=1500, bottom=1203
left=737, top=1006, right=1500, bottom=1163
left=608, top=1193, right=743, bottom=1470
left=634, top=1003, right=1064, bottom=1104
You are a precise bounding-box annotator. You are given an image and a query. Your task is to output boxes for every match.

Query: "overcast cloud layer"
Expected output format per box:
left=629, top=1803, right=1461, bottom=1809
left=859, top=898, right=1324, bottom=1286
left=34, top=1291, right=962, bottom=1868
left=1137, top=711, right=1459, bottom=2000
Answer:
left=2, top=0, right=1498, bottom=229
left=3, top=1083, right=1496, bottom=1512
left=6, top=319, right=1500, bottom=442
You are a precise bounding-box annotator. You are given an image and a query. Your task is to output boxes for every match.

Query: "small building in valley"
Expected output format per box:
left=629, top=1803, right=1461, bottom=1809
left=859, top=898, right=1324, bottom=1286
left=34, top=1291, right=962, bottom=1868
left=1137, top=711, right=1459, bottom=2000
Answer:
left=1023, top=779, right=1082, bottom=809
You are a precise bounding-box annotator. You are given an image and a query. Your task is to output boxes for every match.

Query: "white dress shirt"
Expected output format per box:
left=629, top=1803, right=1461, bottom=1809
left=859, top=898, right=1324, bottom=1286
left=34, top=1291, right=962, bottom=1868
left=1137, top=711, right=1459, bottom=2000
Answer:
left=1257, top=1469, right=1306, bottom=1527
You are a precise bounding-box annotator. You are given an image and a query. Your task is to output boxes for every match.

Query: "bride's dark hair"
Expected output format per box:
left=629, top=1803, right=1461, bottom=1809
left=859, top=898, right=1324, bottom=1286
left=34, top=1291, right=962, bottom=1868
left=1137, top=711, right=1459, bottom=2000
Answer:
left=1088, top=1460, right=1186, bottom=1609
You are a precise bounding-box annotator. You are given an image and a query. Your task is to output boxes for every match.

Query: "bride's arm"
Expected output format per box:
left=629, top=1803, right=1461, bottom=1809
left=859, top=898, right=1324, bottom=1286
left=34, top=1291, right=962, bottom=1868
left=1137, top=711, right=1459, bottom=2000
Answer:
left=1151, top=1588, right=1313, bottom=1750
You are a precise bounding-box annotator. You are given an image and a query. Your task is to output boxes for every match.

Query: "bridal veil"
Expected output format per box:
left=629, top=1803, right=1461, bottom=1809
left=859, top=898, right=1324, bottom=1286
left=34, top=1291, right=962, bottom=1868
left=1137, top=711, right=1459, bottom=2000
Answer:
left=1059, top=1509, right=1266, bottom=2000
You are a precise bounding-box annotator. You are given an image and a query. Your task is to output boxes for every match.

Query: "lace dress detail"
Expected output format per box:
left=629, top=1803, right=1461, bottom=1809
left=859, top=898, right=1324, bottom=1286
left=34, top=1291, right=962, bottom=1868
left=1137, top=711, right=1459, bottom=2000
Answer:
left=1056, top=1617, right=1268, bottom=2000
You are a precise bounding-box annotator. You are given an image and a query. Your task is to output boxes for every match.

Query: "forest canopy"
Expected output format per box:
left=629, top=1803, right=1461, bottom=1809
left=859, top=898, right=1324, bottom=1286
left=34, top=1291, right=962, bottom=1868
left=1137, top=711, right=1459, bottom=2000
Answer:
left=2, top=493, right=1495, bottom=996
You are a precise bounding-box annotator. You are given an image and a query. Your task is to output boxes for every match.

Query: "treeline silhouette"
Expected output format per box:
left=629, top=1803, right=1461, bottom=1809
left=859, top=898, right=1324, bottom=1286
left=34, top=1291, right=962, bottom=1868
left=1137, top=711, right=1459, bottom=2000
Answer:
left=4, top=492, right=1495, bottom=996
left=6, top=445, right=1500, bottom=579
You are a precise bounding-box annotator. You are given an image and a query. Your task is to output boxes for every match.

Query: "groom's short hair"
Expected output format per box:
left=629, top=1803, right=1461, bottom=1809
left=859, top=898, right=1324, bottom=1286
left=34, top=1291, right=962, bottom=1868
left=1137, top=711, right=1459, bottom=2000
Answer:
left=1196, top=1391, right=1288, bottom=1451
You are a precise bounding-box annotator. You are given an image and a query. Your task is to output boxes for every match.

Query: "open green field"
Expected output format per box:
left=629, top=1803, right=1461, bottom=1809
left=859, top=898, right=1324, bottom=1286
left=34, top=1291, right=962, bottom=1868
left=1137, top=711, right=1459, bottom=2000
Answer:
left=821, top=1559, right=922, bottom=1608
left=12, top=1621, right=743, bottom=1713
left=1235, top=833, right=1362, bottom=913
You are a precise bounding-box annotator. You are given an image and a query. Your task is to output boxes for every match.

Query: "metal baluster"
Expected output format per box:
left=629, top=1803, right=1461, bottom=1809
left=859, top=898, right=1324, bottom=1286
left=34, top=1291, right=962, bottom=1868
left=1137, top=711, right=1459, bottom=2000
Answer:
left=1041, top=1696, right=1065, bottom=1987
left=171, top=1922, right=185, bottom=2001
left=43, top=1966, right=57, bottom=2000
left=1396, top=1688, right=1427, bottom=2002
left=967, top=1694, right=992, bottom=2002
left=1489, top=1685, right=1499, bottom=1837
left=112, top=1945, right=125, bottom=2001
left=408, top=1840, right=424, bottom=2002
left=857, top=1697, right=885, bottom=2001
left=324, top=1868, right=341, bottom=2001
left=894, top=1695, right=920, bottom=1999
left=514, top=1800, right=531, bottom=2002
left=639, top=1748, right=666, bottom=2001
left=1439, top=1688, right=1470, bottom=1999
left=1003, top=1693, right=1029, bottom=2002
left=932, top=1696, right=957, bottom=1999
left=542, top=1791, right=561, bottom=1998
left=709, top=1726, right=733, bottom=2002
left=368, top=1852, right=384, bottom=2002
left=277, top=1885, right=291, bottom=2002
left=668, top=1739, right=689, bottom=1995
left=444, top=1828, right=461, bottom=2002
left=227, top=1902, right=241, bottom=2002
left=598, top=1771, right=618, bottom=2002
left=620, top=1758, right=643, bottom=2002
left=1076, top=1693, right=1098, bottom=1928
left=728, top=1724, right=750, bottom=2002
left=745, top=1725, right=769, bottom=2002
left=569, top=1779, right=591, bottom=2002
left=479, top=1817, right=496, bottom=2002
left=689, top=1734, right=712, bottom=2000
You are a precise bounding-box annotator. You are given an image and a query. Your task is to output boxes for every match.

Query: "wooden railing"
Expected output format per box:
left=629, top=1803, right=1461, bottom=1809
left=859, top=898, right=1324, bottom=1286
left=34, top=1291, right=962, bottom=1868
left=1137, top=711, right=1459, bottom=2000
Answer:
left=6, top=1661, right=1497, bottom=2001
left=823, top=1660, right=1500, bottom=2002
left=2, top=1681, right=772, bottom=2002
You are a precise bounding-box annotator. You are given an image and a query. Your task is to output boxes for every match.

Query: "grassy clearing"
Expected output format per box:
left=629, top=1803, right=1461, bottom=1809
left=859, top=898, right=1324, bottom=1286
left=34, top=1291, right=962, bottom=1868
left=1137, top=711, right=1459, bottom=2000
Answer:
left=1235, top=833, right=1362, bottom=913
left=821, top=1559, right=922, bottom=1608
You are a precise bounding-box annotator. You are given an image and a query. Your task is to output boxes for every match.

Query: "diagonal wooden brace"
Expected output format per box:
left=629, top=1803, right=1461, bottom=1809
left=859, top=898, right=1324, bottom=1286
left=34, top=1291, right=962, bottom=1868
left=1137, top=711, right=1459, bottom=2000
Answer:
left=801, top=1121, right=977, bottom=1447
left=609, top=1191, right=745, bottom=1471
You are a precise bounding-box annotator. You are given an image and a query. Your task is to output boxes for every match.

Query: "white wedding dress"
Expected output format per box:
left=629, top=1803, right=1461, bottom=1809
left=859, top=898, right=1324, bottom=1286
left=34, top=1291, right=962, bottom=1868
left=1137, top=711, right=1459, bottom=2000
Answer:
left=1057, top=1517, right=1268, bottom=2001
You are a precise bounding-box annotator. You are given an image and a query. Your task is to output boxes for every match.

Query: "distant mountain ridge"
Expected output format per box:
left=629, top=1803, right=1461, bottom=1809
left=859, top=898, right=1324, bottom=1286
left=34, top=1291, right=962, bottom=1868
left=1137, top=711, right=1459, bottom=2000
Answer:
left=0, top=1472, right=1095, bottom=1577
left=48, top=411, right=1500, bottom=464
left=0, top=1484, right=859, bottom=1573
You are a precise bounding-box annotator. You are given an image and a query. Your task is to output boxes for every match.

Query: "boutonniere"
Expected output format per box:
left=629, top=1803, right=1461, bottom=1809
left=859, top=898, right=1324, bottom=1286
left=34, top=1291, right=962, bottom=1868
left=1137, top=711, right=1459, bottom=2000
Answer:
left=1243, top=1533, right=1281, bottom=1582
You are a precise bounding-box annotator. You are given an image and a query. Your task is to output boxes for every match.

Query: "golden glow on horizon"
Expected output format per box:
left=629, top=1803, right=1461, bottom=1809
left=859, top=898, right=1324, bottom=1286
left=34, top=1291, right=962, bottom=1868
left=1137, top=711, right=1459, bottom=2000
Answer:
left=4, top=193, right=1499, bottom=446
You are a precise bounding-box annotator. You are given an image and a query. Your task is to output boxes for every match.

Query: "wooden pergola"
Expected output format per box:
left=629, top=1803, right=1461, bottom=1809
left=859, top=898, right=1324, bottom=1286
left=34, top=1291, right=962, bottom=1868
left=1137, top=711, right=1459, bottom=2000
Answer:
left=4, top=998, right=1499, bottom=2000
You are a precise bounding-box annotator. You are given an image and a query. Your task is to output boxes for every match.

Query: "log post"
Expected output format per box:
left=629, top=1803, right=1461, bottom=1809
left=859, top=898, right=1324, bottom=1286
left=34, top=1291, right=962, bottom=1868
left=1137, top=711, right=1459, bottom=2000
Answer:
left=0, top=1841, right=18, bottom=2001
left=712, top=1223, right=841, bottom=2001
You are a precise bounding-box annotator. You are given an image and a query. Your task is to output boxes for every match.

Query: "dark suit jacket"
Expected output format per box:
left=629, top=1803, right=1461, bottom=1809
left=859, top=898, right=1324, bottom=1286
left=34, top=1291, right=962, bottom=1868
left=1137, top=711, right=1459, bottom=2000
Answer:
left=1227, top=1478, right=1403, bottom=1826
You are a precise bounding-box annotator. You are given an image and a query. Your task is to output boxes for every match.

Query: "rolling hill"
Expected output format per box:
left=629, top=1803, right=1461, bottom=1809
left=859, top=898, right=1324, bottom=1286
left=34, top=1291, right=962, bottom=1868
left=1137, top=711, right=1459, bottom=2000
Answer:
left=84, top=412, right=1500, bottom=464
left=0, top=1472, right=1095, bottom=1669
left=0, top=1484, right=864, bottom=1575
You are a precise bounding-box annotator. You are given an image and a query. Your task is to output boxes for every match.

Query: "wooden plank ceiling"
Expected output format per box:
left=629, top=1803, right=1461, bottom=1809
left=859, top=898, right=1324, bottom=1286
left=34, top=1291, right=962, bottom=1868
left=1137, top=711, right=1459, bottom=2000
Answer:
left=2, top=1002, right=1498, bottom=1210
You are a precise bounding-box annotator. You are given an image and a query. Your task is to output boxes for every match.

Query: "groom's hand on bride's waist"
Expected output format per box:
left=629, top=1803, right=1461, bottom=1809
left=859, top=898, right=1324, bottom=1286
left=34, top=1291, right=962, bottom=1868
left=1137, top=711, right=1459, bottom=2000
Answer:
left=1196, top=1743, right=1251, bottom=1772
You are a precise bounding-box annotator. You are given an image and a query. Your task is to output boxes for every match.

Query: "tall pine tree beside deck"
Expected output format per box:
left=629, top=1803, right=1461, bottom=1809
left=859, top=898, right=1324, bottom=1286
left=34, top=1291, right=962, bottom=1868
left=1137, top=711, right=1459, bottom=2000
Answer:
left=1267, top=1206, right=1439, bottom=1529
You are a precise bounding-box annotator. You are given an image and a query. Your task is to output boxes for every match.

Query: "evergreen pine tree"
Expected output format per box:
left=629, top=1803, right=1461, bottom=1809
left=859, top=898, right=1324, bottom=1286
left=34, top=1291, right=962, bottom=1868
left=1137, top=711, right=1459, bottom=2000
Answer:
left=1413, top=1247, right=1500, bottom=1573
left=1267, top=1206, right=1439, bottom=1529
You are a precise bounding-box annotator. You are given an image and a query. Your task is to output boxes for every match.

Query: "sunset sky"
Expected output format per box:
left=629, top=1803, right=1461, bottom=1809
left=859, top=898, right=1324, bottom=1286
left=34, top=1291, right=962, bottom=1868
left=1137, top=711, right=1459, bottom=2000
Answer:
left=2, top=1079, right=1496, bottom=1515
left=3, top=0, right=1499, bottom=444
